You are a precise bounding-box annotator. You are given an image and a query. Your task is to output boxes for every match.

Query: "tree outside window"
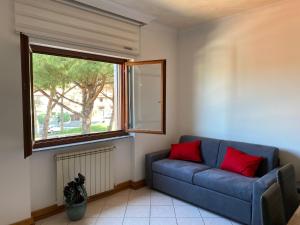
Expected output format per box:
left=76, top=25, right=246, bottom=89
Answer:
left=32, top=53, right=120, bottom=141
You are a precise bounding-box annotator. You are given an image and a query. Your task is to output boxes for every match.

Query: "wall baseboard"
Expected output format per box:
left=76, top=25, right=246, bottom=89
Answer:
left=31, top=204, right=65, bottom=222
left=10, top=217, right=34, bottom=225
left=31, top=179, right=145, bottom=222
left=85, top=180, right=132, bottom=203
left=130, top=180, right=146, bottom=190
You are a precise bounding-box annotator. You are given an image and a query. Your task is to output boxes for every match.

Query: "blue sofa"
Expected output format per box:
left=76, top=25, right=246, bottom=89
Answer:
left=145, top=135, right=279, bottom=225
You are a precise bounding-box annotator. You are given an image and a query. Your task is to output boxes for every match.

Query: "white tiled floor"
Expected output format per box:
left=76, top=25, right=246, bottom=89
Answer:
left=36, top=188, right=242, bottom=225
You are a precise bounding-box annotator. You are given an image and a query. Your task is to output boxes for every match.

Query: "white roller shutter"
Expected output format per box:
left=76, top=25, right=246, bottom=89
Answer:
left=14, top=0, right=141, bottom=56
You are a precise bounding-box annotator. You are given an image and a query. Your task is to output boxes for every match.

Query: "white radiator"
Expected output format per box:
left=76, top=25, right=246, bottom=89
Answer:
left=55, top=146, right=115, bottom=205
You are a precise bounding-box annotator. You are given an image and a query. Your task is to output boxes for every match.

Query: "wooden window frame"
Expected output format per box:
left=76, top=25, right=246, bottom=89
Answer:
left=22, top=38, right=128, bottom=151
left=21, top=34, right=167, bottom=157
left=125, top=60, right=166, bottom=134
left=21, top=34, right=34, bottom=158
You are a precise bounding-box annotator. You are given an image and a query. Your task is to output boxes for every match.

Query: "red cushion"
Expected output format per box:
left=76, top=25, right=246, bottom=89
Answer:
left=169, top=140, right=202, bottom=162
left=220, top=147, right=263, bottom=177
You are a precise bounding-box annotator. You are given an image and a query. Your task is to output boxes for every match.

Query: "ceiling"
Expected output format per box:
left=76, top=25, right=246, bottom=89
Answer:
left=110, top=0, right=281, bottom=28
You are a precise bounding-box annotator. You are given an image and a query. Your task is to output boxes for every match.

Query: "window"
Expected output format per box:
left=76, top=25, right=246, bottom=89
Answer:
left=32, top=52, right=123, bottom=140
left=30, top=45, right=127, bottom=148
left=20, top=34, right=166, bottom=157
left=125, top=60, right=166, bottom=134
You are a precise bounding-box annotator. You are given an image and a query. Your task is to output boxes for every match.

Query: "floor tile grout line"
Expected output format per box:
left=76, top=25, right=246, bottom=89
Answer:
left=121, top=189, right=130, bottom=225
left=198, top=207, right=206, bottom=225
left=39, top=188, right=239, bottom=225
left=95, top=198, right=106, bottom=223
left=172, top=198, right=179, bottom=225
left=149, top=190, right=152, bottom=225
left=200, top=213, right=206, bottom=225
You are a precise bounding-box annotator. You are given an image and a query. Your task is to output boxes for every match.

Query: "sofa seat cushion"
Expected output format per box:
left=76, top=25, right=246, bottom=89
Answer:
left=152, top=159, right=210, bottom=183
left=193, top=168, right=258, bottom=201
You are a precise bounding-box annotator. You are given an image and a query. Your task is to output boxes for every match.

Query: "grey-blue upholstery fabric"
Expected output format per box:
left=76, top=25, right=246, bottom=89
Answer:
left=252, top=169, right=278, bottom=225
left=179, top=135, right=220, bottom=167
left=261, top=183, right=286, bottom=225
left=152, top=159, right=210, bottom=183
left=145, top=149, right=170, bottom=187
left=277, top=164, right=299, bottom=222
left=153, top=173, right=252, bottom=224
left=217, top=140, right=279, bottom=176
left=193, top=168, right=258, bottom=201
left=145, top=136, right=280, bottom=225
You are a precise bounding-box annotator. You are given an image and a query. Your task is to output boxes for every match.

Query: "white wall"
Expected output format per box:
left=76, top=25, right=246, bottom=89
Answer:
left=30, top=22, right=179, bottom=211
left=8, top=0, right=299, bottom=221
left=30, top=138, right=133, bottom=211
left=0, top=0, right=179, bottom=222
left=0, top=0, right=32, bottom=224
left=178, top=0, right=300, bottom=179
left=133, top=22, right=180, bottom=181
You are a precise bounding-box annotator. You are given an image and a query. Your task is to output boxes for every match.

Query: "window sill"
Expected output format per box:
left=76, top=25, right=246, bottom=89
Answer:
left=33, top=130, right=128, bottom=149
left=33, top=133, right=133, bottom=152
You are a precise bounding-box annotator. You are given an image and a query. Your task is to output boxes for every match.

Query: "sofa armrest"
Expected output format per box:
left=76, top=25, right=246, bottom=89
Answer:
left=145, top=149, right=170, bottom=187
left=252, top=168, right=278, bottom=225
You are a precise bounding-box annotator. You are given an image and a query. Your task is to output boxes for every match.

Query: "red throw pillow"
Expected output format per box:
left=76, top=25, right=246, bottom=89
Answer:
left=220, top=147, right=263, bottom=177
left=169, top=140, right=202, bottom=162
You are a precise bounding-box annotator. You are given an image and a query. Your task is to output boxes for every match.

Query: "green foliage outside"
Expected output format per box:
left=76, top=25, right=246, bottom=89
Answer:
left=55, top=112, right=71, bottom=123
left=37, top=112, right=71, bottom=125
left=37, top=114, right=46, bottom=125
left=51, top=124, right=108, bottom=135
left=33, top=53, right=115, bottom=140
left=33, top=53, right=114, bottom=91
left=35, top=123, right=109, bottom=140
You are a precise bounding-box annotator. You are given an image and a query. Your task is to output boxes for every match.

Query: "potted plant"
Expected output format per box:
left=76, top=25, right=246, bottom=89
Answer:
left=64, top=173, right=88, bottom=221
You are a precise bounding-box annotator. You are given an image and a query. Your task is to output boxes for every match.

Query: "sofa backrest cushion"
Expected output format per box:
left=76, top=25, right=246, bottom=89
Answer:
left=217, top=140, right=279, bottom=177
left=179, top=135, right=220, bottom=167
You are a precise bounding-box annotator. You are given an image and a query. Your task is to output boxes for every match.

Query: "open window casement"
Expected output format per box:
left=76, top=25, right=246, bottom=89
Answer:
left=125, top=60, right=166, bottom=134
left=20, top=33, right=34, bottom=158
left=20, top=32, right=166, bottom=159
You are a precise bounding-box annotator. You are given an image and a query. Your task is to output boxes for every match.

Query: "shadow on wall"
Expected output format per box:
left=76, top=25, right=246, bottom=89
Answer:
left=279, top=149, right=300, bottom=177
left=179, top=0, right=300, bottom=179
left=182, top=20, right=239, bottom=137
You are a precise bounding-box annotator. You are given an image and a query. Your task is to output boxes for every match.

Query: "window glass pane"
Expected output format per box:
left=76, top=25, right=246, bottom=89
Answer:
left=32, top=53, right=120, bottom=141
left=127, top=63, right=163, bottom=131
